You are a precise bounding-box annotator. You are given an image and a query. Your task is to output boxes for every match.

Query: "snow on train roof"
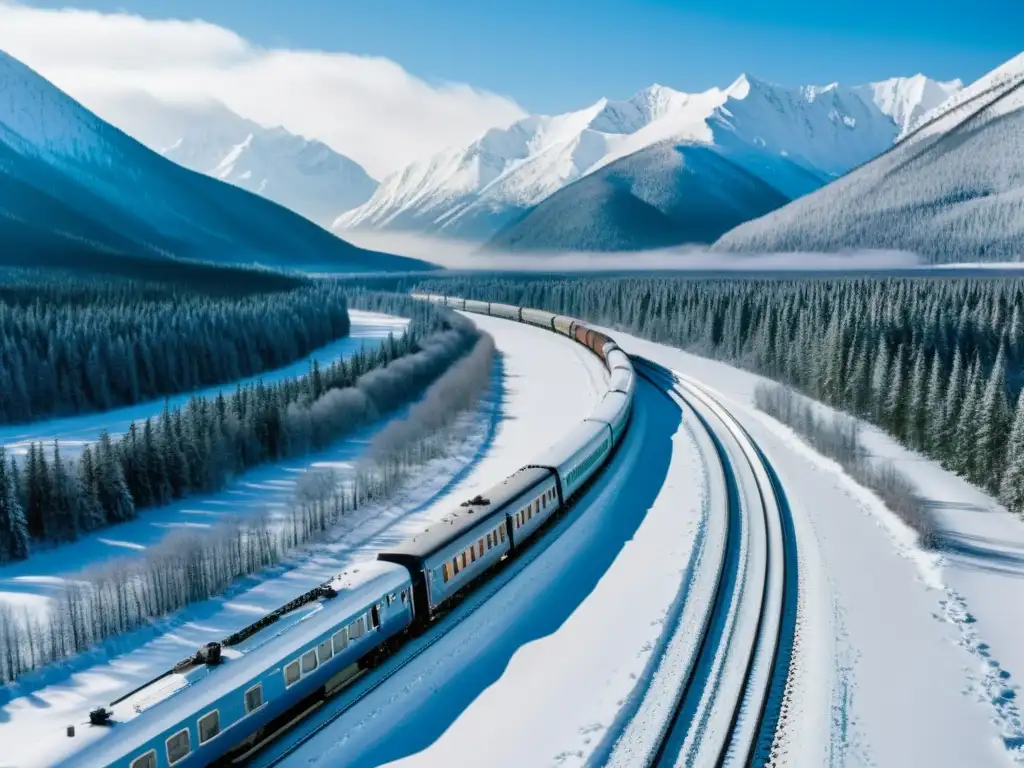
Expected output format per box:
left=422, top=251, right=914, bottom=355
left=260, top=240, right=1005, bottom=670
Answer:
left=378, top=466, right=553, bottom=560
left=66, top=560, right=411, bottom=767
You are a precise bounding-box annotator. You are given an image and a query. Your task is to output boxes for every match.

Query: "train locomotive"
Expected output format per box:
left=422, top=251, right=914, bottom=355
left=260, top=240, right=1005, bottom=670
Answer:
left=62, top=295, right=634, bottom=768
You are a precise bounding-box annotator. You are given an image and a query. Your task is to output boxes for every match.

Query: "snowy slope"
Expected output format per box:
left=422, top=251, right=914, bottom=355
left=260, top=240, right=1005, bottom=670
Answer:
left=485, top=140, right=804, bottom=251
left=97, top=94, right=377, bottom=227
left=0, top=52, right=427, bottom=273
left=335, top=74, right=959, bottom=242
left=713, top=52, right=1024, bottom=263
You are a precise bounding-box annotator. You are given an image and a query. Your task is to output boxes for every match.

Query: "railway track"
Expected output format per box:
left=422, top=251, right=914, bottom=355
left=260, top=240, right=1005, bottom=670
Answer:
left=249, top=357, right=796, bottom=768
left=616, top=358, right=797, bottom=767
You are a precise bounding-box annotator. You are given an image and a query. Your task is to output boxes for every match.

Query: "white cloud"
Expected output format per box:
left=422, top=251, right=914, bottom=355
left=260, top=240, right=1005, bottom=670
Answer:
left=0, top=2, right=526, bottom=178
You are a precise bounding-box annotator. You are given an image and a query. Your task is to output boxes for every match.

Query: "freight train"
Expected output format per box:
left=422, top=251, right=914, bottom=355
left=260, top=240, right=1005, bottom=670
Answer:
left=61, top=297, right=634, bottom=768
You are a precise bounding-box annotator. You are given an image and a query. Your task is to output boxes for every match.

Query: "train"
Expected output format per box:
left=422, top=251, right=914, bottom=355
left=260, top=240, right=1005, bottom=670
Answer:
left=61, top=296, right=634, bottom=768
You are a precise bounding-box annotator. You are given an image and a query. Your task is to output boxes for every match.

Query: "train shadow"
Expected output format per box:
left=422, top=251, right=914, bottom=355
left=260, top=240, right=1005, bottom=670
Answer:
left=338, top=375, right=682, bottom=767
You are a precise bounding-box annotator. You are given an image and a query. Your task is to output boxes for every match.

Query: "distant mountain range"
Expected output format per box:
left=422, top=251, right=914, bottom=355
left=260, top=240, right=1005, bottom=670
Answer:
left=97, top=93, right=377, bottom=228
left=0, top=52, right=428, bottom=274
left=336, top=73, right=961, bottom=249
left=713, top=52, right=1024, bottom=263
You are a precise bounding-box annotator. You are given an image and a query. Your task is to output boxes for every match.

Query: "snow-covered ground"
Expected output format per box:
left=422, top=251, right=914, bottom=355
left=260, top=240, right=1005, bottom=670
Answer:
left=0, top=312, right=606, bottom=768
left=0, top=310, right=406, bottom=458
left=606, top=330, right=1020, bottom=766
left=259, top=368, right=711, bottom=768
left=266, top=317, right=1020, bottom=768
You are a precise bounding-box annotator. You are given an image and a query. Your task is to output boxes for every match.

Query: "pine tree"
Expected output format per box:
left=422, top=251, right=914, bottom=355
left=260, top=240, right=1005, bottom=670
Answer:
left=976, top=346, right=1010, bottom=493
left=883, top=344, right=908, bottom=438
left=77, top=446, right=106, bottom=532
left=905, top=348, right=928, bottom=449
left=999, top=389, right=1024, bottom=515
left=923, top=351, right=945, bottom=455
left=869, top=341, right=892, bottom=422
left=47, top=441, right=79, bottom=543
left=954, top=357, right=983, bottom=480
left=940, top=347, right=967, bottom=465
left=0, top=449, right=28, bottom=562
left=97, top=430, right=135, bottom=524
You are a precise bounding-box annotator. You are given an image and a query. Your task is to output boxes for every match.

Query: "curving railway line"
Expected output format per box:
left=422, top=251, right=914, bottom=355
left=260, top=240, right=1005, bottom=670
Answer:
left=614, top=359, right=797, bottom=768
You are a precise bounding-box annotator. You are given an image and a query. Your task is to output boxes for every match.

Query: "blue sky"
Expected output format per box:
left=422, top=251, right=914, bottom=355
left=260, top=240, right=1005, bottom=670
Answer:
left=21, top=0, right=1024, bottom=113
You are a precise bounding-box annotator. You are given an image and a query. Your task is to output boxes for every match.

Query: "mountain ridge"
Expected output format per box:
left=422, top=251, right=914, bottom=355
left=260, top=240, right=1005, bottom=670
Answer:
left=711, top=51, right=1024, bottom=263
left=0, top=51, right=428, bottom=274
left=335, top=72, right=960, bottom=242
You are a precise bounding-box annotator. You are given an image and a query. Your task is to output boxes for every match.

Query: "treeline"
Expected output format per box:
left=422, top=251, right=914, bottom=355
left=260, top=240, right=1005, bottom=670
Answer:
left=0, top=329, right=495, bottom=684
left=0, top=298, right=466, bottom=560
left=754, top=382, right=936, bottom=546
left=418, top=275, right=1024, bottom=517
left=0, top=271, right=352, bottom=423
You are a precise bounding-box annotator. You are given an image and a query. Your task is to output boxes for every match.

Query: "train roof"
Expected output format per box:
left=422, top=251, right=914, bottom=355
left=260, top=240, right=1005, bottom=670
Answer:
left=377, top=466, right=553, bottom=561
left=67, top=560, right=411, bottom=768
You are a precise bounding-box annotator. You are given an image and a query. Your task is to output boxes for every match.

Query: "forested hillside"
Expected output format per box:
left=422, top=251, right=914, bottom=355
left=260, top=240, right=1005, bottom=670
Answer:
left=0, top=270, right=353, bottom=423
left=418, top=275, right=1024, bottom=517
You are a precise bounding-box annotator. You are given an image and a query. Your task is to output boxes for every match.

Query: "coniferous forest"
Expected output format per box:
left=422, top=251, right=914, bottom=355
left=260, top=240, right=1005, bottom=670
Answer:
left=0, top=270, right=353, bottom=424
left=417, top=275, right=1024, bottom=518
left=0, top=289, right=472, bottom=562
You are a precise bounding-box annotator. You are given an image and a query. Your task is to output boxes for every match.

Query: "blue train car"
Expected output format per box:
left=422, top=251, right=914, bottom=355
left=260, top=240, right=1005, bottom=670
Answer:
left=66, top=562, right=413, bottom=768
left=377, top=467, right=556, bottom=617
left=530, top=420, right=612, bottom=502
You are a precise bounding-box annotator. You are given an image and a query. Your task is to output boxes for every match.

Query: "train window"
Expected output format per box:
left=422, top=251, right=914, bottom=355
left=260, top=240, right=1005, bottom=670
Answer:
left=442, top=562, right=450, bottom=582
left=453, top=557, right=460, bottom=575
left=542, top=495, right=546, bottom=509
left=166, top=728, right=191, bottom=765
left=469, top=546, right=476, bottom=563
left=478, top=539, right=484, bottom=557
left=486, top=533, right=492, bottom=549
left=461, top=552, right=467, bottom=569
left=302, top=650, right=318, bottom=674
left=318, top=640, right=333, bottom=664
left=284, top=660, right=301, bottom=687
left=332, top=628, right=349, bottom=654
left=350, top=616, right=365, bottom=639
left=499, top=526, right=506, bottom=543
left=371, top=605, right=381, bottom=629
left=198, top=710, right=220, bottom=744
left=401, top=590, right=407, bottom=603
left=244, top=683, right=264, bottom=714
left=130, top=750, right=156, bottom=768
left=535, top=500, right=540, bottom=514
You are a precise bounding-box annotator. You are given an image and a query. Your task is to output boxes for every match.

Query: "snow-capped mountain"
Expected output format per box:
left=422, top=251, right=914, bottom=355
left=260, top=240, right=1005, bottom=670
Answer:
left=94, top=94, right=376, bottom=227
left=485, top=140, right=803, bottom=252
left=336, top=74, right=961, bottom=241
left=0, top=52, right=428, bottom=273
left=712, top=52, right=1024, bottom=263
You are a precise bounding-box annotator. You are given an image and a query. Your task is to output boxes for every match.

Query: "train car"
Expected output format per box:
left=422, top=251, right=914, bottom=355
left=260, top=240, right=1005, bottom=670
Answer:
left=488, top=302, right=522, bottom=322
left=530, top=420, right=612, bottom=502
left=66, top=563, right=413, bottom=768
left=553, top=315, right=575, bottom=337
left=586, top=329, right=616, bottom=363
left=377, top=467, right=555, bottom=618
left=410, top=292, right=430, bottom=302
left=464, top=299, right=490, bottom=314
left=521, top=307, right=557, bottom=330
left=587, top=390, right=631, bottom=443
left=444, top=296, right=467, bottom=310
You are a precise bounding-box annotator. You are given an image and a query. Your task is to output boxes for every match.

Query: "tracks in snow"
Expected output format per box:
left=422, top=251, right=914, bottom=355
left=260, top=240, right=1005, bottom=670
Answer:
left=604, top=358, right=797, bottom=767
